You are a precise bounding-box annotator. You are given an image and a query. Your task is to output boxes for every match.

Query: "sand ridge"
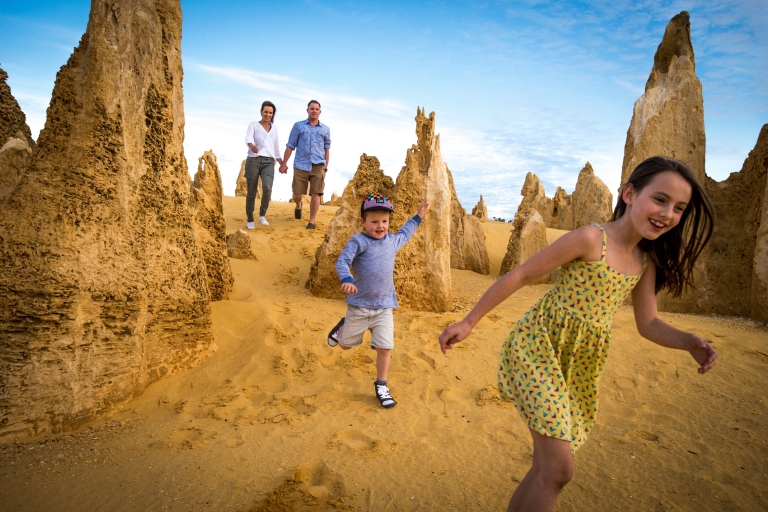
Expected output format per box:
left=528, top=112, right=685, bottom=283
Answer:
left=0, top=198, right=766, bottom=511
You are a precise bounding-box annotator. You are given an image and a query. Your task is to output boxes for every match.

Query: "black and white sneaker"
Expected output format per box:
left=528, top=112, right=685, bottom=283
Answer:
left=374, top=382, right=397, bottom=408
left=327, top=317, right=344, bottom=347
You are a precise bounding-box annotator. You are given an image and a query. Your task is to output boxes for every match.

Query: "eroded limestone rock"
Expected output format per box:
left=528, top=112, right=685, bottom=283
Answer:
left=471, top=195, right=488, bottom=221
left=500, top=208, right=550, bottom=284
left=391, top=108, right=452, bottom=312
left=191, top=151, right=234, bottom=301
left=0, top=137, right=33, bottom=203
left=0, top=0, right=214, bottom=440
left=448, top=169, right=489, bottom=275
left=571, top=162, right=613, bottom=228
left=0, top=67, right=35, bottom=147
left=227, top=229, right=257, bottom=260
left=307, top=154, right=395, bottom=299
left=621, top=11, right=705, bottom=185
left=691, top=124, right=768, bottom=318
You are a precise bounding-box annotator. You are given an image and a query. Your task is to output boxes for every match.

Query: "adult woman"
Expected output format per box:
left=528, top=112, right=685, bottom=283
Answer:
left=244, top=101, right=283, bottom=227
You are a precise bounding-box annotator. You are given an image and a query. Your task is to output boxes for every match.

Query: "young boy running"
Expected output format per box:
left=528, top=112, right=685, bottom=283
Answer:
left=327, top=194, right=429, bottom=408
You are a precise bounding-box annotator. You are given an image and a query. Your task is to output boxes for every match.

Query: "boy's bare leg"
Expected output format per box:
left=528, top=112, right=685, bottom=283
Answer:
left=375, top=348, right=391, bottom=381
left=309, top=193, right=321, bottom=224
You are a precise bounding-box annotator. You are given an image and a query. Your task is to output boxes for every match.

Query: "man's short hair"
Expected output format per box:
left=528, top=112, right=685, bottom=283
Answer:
left=308, top=100, right=321, bottom=108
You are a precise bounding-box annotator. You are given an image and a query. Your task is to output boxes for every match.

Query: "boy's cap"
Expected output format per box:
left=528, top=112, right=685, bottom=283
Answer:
left=362, top=193, right=394, bottom=213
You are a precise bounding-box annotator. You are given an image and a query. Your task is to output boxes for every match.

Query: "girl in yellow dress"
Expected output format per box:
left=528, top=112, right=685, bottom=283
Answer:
left=438, top=156, right=717, bottom=512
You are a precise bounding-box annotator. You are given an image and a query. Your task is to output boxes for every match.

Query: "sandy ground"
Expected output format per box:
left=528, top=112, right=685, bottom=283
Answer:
left=1, top=198, right=767, bottom=511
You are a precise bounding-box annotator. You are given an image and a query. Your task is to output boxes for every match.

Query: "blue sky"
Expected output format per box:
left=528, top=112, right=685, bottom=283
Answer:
left=2, top=1, right=766, bottom=219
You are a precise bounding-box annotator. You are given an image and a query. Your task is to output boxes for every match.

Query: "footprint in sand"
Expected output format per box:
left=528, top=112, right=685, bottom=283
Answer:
left=329, top=431, right=394, bottom=456
left=166, top=427, right=218, bottom=450
left=253, top=462, right=349, bottom=510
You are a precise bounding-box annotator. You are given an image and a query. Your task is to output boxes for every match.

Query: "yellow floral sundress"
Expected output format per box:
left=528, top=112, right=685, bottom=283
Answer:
left=497, top=225, right=646, bottom=451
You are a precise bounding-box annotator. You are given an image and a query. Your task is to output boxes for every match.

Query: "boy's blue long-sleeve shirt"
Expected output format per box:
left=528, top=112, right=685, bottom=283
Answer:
left=335, top=215, right=421, bottom=309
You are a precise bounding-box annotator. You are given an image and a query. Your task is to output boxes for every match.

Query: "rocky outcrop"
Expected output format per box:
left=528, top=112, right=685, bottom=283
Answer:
left=621, top=11, right=705, bottom=185
left=471, top=195, right=488, bottom=221
left=191, top=151, right=234, bottom=301
left=391, top=108, right=452, bottom=312
left=235, top=160, right=247, bottom=196
left=753, top=127, right=768, bottom=321
left=448, top=169, right=490, bottom=275
left=571, top=163, right=613, bottom=228
left=500, top=208, right=550, bottom=284
left=521, top=165, right=612, bottom=231
left=307, top=154, right=395, bottom=299
left=227, top=229, right=257, bottom=260
left=0, top=0, right=214, bottom=440
left=0, top=67, right=35, bottom=147
left=678, top=124, right=768, bottom=318
left=0, top=137, right=33, bottom=203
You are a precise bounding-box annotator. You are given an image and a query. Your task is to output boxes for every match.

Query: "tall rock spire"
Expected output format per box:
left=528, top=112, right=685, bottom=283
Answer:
left=621, top=11, right=705, bottom=185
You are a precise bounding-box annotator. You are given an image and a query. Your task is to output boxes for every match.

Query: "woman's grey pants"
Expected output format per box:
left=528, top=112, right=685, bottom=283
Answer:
left=245, top=156, right=275, bottom=221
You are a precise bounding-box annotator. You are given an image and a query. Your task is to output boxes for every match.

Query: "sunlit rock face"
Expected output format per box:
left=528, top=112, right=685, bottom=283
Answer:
left=621, top=11, right=705, bottom=186
left=0, top=67, right=35, bottom=148
left=390, top=108, right=452, bottom=312
left=307, top=154, right=395, bottom=300
left=0, top=0, right=215, bottom=440
left=500, top=208, right=550, bottom=284
left=191, top=150, right=234, bottom=301
left=471, top=195, right=488, bottom=221
left=448, top=171, right=489, bottom=275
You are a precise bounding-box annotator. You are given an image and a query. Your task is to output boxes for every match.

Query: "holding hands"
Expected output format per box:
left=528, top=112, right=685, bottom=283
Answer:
left=279, top=163, right=288, bottom=174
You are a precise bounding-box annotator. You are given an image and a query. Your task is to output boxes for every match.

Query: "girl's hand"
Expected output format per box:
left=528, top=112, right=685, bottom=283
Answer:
left=438, top=320, right=472, bottom=354
left=417, top=201, right=429, bottom=218
left=340, top=282, right=358, bottom=295
left=688, top=334, right=717, bottom=374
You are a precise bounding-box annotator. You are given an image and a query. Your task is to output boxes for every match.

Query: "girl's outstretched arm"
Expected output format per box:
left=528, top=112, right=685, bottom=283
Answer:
left=438, top=226, right=601, bottom=354
left=631, top=263, right=717, bottom=373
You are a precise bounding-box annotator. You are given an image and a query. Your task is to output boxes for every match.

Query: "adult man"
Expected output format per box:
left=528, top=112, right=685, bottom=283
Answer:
left=280, top=100, right=331, bottom=229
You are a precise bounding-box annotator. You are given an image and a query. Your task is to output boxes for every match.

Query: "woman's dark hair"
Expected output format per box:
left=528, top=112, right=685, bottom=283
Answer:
left=613, top=156, right=714, bottom=297
left=261, top=101, right=276, bottom=121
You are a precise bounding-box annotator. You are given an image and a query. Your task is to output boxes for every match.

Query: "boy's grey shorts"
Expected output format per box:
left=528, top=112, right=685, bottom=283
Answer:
left=338, top=306, right=394, bottom=350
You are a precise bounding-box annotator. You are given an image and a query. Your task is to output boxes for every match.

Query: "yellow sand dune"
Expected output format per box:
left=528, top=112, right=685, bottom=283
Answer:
left=0, top=198, right=766, bottom=511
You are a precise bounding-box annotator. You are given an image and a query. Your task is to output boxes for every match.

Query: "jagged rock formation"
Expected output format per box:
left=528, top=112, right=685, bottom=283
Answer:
left=753, top=126, right=768, bottom=321
left=391, top=108, right=452, bottom=312
left=448, top=170, right=490, bottom=275
left=235, top=160, right=247, bottom=196
left=191, top=151, right=234, bottom=301
left=664, top=125, right=768, bottom=317
left=471, top=195, right=488, bottom=221
left=571, top=163, right=613, bottom=228
left=227, top=229, right=257, bottom=260
left=0, top=67, right=35, bottom=147
left=621, top=11, right=705, bottom=185
left=0, top=0, right=214, bottom=440
left=307, top=155, right=396, bottom=299
left=500, top=208, right=550, bottom=284
left=0, top=137, right=33, bottom=203
left=520, top=164, right=612, bottom=231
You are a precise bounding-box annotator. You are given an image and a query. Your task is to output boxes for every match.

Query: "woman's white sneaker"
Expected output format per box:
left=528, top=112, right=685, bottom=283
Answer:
left=259, top=216, right=269, bottom=226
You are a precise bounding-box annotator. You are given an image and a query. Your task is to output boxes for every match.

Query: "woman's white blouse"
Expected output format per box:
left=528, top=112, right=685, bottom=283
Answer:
left=245, top=121, right=281, bottom=159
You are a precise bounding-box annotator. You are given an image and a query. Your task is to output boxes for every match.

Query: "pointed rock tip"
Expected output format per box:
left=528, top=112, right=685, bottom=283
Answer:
left=646, top=11, right=695, bottom=90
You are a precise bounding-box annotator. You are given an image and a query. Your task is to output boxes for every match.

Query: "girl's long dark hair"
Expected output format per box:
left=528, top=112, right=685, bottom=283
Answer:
left=614, top=156, right=714, bottom=297
left=261, top=100, right=276, bottom=121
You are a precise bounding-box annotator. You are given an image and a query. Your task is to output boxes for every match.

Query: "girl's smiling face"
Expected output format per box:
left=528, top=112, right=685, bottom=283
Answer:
left=360, top=210, right=390, bottom=239
left=624, top=170, right=692, bottom=239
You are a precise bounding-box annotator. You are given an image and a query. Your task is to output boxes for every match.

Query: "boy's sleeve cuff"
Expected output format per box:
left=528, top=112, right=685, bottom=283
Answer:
left=341, top=277, right=354, bottom=284
left=413, top=214, right=422, bottom=225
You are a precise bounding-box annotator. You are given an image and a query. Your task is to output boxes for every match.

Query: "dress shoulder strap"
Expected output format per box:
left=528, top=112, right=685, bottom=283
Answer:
left=592, top=224, right=607, bottom=262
